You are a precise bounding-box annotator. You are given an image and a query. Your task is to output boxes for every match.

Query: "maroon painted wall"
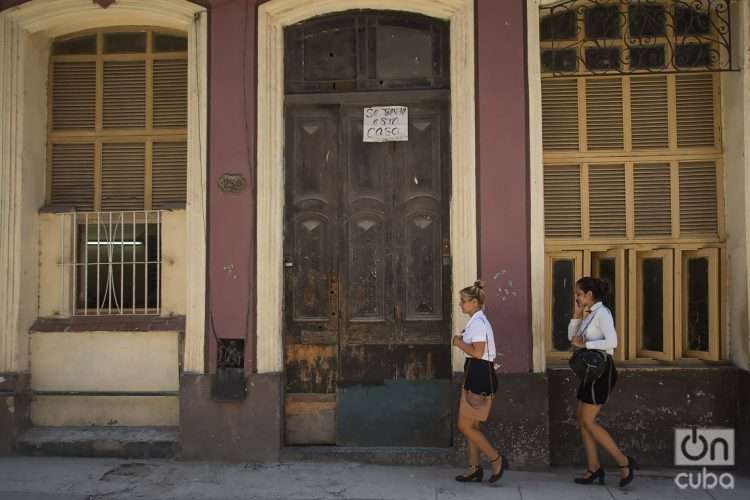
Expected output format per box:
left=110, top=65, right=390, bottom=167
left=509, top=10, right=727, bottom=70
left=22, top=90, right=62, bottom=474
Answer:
left=206, top=0, right=258, bottom=373
left=475, top=0, right=531, bottom=373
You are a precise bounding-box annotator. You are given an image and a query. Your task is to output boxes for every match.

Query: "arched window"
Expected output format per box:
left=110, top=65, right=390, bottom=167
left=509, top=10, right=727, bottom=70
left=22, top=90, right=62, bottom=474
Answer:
left=48, top=27, right=188, bottom=212
left=47, top=27, right=189, bottom=314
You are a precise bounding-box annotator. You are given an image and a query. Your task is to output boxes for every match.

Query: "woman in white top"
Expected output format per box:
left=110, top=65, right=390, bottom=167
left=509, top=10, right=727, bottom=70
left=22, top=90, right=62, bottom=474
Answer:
left=568, top=277, right=636, bottom=488
left=451, top=281, right=507, bottom=484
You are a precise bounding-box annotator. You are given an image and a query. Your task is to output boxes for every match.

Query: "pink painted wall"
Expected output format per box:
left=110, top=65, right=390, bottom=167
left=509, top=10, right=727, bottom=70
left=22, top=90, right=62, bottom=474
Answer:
left=475, top=0, right=532, bottom=373
left=206, top=0, right=258, bottom=372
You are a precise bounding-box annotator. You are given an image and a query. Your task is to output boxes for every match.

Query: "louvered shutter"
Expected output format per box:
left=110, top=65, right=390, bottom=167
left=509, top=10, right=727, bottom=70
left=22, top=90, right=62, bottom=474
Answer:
left=541, top=79, right=579, bottom=151
left=101, top=143, right=145, bottom=210
left=631, top=76, right=668, bottom=149
left=588, top=164, right=626, bottom=237
left=634, top=163, right=672, bottom=236
left=103, top=61, right=146, bottom=128
left=676, top=74, right=715, bottom=147
left=50, top=143, right=95, bottom=210
left=680, top=162, right=718, bottom=235
left=544, top=165, right=581, bottom=237
left=154, top=60, right=188, bottom=128
left=52, top=62, right=96, bottom=130
left=152, top=142, right=187, bottom=208
left=586, top=78, right=623, bottom=150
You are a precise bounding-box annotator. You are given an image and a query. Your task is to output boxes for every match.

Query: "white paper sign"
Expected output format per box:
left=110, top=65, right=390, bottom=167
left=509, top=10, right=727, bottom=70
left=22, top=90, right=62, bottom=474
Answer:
left=363, top=106, right=408, bottom=142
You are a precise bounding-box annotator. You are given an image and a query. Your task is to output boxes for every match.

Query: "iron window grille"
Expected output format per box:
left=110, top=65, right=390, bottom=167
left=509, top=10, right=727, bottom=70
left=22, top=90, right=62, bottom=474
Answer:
left=59, top=210, right=162, bottom=315
left=540, top=0, right=736, bottom=77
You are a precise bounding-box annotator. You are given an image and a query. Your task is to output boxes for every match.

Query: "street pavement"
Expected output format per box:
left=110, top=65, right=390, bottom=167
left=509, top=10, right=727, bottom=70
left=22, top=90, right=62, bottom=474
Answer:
left=0, top=457, right=747, bottom=500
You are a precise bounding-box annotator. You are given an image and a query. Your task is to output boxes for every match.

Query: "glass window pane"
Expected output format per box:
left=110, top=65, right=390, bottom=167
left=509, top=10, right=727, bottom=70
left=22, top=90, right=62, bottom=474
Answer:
left=598, top=258, right=617, bottom=325
left=642, top=258, right=664, bottom=351
left=104, top=32, right=147, bottom=53
left=585, top=47, right=621, bottom=70
left=53, top=35, right=97, bottom=55
left=687, top=257, right=710, bottom=351
left=585, top=6, right=621, bottom=39
left=76, top=223, right=160, bottom=311
left=376, top=25, right=433, bottom=80
left=541, top=49, right=578, bottom=73
left=674, top=7, right=711, bottom=35
left=629, top=5, right=666, bottom=37
left=675, top=44, right=711, bottom=68
left=552, top=259, right=576, bottom=351
left=540, top=11, right=577, bottom=40
left=154, top=33, right=188, bottom=52
left=630, top=46, right=666, bottom=69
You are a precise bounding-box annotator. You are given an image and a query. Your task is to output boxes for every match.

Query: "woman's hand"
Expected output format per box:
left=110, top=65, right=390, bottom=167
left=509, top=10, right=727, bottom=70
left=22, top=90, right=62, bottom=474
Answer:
left=574, top=300, right=585, bottom=320
left=571, top=335, right=586, bottom=348
left=452, top=335, right=463, bottom=347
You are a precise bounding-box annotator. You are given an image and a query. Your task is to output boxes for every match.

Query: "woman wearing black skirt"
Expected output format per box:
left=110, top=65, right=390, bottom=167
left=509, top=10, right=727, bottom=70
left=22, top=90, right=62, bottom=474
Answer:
left=452, top=281, right=506, bottom=484
left=568, top=277, right=636, bottom=487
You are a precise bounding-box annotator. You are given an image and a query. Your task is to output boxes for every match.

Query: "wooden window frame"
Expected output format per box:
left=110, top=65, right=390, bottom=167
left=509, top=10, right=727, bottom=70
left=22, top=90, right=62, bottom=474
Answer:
left=677, top=247, right=720, bottom=361
left=541, top=4, right=725, bottom=365
left=47, top=27, right=188, bottom=212
left=591, top=248, right=627, bottom=361
left=629, top=248, right=675, bottom=361
left=545, top=251, right=583, bottom=360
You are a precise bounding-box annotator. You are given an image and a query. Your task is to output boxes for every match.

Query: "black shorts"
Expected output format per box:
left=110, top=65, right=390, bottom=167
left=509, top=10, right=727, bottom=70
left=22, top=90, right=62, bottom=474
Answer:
left=576, top=355, right=617, bottom=405
left=463, top=358, right=498, bottom=395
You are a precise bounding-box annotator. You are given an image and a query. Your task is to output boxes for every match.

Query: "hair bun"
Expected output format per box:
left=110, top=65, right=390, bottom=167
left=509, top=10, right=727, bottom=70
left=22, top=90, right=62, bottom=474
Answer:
left=474, top=280, right=485, bottom=289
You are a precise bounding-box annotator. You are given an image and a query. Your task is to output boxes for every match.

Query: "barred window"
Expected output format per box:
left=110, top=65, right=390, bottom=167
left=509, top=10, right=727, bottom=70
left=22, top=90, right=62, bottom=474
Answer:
left=540, top=2, right=725, bottom=363
left=47, top=28, right=188, bottom=212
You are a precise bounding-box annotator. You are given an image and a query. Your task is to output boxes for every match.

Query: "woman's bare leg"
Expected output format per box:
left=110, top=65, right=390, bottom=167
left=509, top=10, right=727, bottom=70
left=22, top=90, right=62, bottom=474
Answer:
left=458, top=415, right=502, bottom=474
left=576, top=401, right=600, bottom=474
left=579, top=402, right=629, bottom=477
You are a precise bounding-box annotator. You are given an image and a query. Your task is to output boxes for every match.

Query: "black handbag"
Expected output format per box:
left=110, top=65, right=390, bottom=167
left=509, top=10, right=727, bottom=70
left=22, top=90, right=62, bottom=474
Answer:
left=568, top=310, right=607, bottom=382
left=569, top=348, right=608, bottom=381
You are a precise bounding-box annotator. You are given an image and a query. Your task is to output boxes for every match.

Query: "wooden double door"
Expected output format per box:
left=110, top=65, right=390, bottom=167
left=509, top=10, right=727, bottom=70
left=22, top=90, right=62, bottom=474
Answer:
left=283, top=93, right=452, bottom=446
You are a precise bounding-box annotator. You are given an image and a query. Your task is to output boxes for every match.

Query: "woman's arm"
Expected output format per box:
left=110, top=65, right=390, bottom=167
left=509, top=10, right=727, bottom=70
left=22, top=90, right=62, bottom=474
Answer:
left=568, top=300, right=585, bottom=340
left=452, top=336, right=486, bottom=359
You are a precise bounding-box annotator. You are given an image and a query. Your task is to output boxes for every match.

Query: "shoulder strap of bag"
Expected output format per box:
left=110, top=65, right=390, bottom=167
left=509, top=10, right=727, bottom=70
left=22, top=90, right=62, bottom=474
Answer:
left=577, top=309, right=599, bottom=339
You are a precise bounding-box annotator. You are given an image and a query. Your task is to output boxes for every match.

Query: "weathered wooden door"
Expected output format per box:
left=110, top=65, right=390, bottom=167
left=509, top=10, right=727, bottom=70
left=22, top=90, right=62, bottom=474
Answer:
left=283, top=96, right=451, bottom=447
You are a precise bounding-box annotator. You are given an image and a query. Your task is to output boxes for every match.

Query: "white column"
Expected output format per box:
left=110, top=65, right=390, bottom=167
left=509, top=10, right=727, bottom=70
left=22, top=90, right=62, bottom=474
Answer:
left=0, top=16, right=24, bottom=373
left=723, top=0, right=750, bottom=370
left=527, top=0, right=546, bottom=373
left=184, top=11, right=209, bottom=373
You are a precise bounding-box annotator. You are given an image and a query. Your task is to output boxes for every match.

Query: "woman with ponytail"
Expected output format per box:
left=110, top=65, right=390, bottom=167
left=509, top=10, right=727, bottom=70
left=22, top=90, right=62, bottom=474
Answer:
left=569, top=277, right=636, bottom=487
left=452, top=280, right=507, bottom=484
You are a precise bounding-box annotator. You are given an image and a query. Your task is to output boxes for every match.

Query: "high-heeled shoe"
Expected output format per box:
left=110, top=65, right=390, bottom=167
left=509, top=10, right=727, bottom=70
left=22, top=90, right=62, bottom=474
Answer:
left=618, top=456, right=638, bottom=487
left=455, top=465, right=483, bottom=482
left=488, top=454, right=508, bottom=483
left=574, top=467, right=605, bottom=485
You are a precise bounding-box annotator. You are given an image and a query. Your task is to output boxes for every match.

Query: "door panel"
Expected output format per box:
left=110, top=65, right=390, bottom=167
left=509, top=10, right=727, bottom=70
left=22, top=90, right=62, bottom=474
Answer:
left=284, top=97, right=451, bottom=447
left=284, top=106, right=339, bottom=445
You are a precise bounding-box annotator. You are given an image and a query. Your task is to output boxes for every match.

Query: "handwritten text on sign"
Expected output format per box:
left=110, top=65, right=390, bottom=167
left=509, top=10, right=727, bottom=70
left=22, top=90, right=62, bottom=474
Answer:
left=363, top=106, right=408, bottom=142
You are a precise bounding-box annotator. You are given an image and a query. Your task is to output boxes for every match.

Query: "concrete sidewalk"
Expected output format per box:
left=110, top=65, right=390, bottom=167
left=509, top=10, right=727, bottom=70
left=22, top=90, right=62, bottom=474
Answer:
left=0, top=457, right=747, bottom=500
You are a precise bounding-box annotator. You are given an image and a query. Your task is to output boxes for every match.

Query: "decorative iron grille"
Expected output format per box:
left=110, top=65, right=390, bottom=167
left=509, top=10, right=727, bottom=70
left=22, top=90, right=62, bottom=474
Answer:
left=59, top=210, right=162, bottom=315
left=540, top=0, right=735, bottom=76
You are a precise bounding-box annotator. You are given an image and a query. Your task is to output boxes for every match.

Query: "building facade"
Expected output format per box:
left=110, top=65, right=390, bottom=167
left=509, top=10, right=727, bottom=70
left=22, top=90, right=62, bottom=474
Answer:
left=0, top=0, right=748, bottom=469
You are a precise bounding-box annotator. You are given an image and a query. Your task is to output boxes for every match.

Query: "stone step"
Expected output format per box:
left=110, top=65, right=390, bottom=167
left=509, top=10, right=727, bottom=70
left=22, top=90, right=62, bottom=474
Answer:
left=281, top=445, right=457, bottom=466
left=16, top=426, right=178, bottom=458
